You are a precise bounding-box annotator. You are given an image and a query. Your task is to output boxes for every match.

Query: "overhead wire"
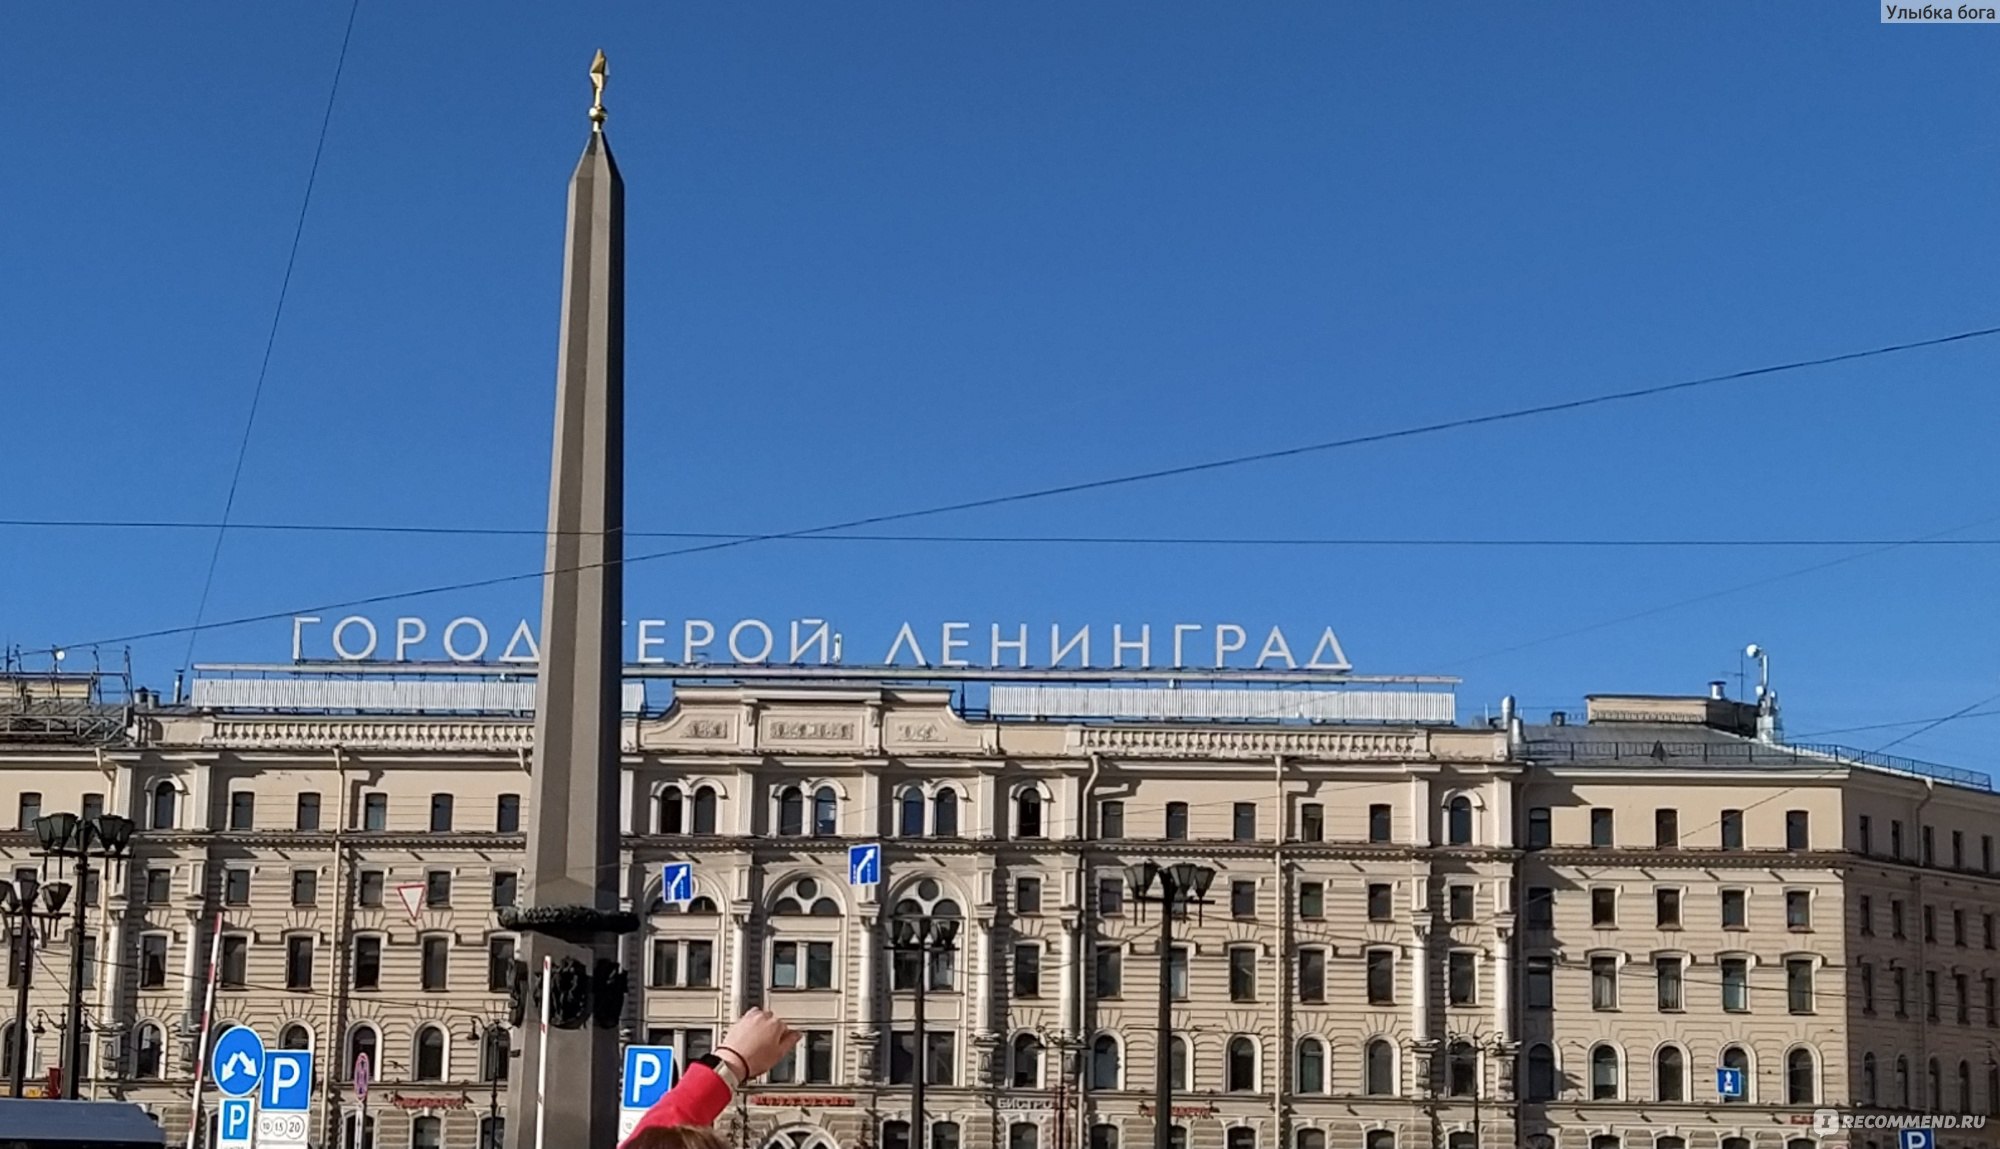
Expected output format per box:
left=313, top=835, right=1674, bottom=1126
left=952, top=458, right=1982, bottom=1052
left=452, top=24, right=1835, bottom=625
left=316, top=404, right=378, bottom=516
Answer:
left=54, top=321, right=2000, bottom=653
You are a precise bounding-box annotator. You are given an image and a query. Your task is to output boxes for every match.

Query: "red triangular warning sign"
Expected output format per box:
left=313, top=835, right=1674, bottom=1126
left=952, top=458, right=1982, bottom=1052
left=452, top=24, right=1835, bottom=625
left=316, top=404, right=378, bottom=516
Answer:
left=395, top=883, right=426, bottom=923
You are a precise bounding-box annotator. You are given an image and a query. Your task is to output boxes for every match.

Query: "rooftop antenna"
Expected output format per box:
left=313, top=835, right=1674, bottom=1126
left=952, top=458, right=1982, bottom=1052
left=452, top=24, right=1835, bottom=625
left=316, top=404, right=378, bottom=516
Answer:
left=1745, top=644, right=1781, bottom=744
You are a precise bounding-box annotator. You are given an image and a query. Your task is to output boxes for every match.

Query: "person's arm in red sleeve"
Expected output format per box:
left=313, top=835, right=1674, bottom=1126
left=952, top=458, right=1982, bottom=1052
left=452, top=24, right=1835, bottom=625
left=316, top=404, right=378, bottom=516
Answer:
left=619, top=1062, right=735, bottom=1144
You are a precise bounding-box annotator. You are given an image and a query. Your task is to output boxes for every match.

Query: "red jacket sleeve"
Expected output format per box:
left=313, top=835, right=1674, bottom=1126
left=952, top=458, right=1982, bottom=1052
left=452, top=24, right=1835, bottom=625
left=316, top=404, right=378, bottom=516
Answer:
left=619, top=1063, right=733, bottom=1145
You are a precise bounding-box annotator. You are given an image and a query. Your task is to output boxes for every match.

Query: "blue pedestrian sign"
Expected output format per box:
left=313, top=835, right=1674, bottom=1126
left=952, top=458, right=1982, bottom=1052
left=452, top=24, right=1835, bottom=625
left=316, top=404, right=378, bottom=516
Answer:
left=848, top=843, right=881, bottom=887
left=662, top=862, right=694, bottom=906
left=210, top=1026, right=265, bottom=1097
left=217, top=1098, right=253, bottom=1149
left=1901, top=1130, right=1935, bottom=1149
left=1715, top=1067, right=1744, bottom=1098
left=261, top=1050, right=313, bottom=1112
left=622, top=1045, right=677, bottom=1110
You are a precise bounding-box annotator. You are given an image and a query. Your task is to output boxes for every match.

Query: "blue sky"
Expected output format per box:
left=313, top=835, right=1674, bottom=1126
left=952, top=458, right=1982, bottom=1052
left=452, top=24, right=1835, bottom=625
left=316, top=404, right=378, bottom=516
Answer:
left=4, top=5, right=1998, bottom=763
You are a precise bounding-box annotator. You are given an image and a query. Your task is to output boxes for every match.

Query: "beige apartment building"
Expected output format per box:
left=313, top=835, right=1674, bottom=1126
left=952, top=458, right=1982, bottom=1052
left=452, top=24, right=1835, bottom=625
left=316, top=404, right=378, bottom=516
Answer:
left=1, top=668, right=1997, bottom=1149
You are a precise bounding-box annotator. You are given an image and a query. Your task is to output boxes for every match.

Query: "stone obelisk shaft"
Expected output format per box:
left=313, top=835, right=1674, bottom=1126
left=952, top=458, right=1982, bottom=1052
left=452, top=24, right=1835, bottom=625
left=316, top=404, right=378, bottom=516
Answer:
left=504, top=117, right=626, bottom=1147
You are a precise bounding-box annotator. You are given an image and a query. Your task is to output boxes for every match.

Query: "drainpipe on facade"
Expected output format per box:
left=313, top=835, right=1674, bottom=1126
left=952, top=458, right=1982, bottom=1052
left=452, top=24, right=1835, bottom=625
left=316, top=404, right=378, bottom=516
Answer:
left=320, top=747, right=351, bottom=1149
left=1916, top=778, right=1936, bottom=1096
left=1075, top=752, right=1102, bottom=1149
left=1272, top=754, right=1286, bottom=1149
left=90, top=746, right=116, bottom=1101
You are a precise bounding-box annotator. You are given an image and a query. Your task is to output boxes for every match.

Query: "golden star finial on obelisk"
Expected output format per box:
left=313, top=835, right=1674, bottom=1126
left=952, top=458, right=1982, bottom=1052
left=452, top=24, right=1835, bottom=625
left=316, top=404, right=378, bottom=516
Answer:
left=589, top=49, right=608, bottom=129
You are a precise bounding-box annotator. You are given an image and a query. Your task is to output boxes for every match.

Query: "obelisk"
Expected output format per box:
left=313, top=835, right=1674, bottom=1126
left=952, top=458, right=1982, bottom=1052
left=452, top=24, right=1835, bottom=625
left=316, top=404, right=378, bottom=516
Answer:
left=503, top=50, right=632, bottom=1149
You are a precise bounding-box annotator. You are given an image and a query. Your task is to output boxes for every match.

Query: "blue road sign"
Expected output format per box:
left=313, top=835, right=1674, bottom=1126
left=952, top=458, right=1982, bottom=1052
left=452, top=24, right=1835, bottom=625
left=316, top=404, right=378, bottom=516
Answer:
left=1901, top=1130, right=1935, bottom=1149
left=210, top=1026, right=265, bottom=1097
left=849, top=843, right=881, bottom=886
left=218, top=1098, right=253, bottom=1147
left=622, top=1046, right=677, bottom=1111
left=662, top=862, right=694, bottom=906
left=1715, top=1067, right=1744, bottom=1098
left=261, top=1050, right=313, bottom=1112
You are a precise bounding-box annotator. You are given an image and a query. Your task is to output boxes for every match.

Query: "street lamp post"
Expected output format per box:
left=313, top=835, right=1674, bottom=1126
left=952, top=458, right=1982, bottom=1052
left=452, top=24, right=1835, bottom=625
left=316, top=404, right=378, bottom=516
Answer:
left=33, top=811, right=134, bottom=1099
left=1125, top=861, right=1216, bottom=1149
left=469, top=1019, right=505, bottom=1147
left=0, top=875, right=70, bottom=1098
left=887, top=914, right=960, bottom=1149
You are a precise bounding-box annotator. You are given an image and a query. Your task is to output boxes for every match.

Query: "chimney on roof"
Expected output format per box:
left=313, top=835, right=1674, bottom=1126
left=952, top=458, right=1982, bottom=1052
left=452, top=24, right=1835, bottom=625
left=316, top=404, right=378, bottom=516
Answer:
left=1709, top=681, right=1727, bottom=701
left=1551, top=711, right=1568, bottom=727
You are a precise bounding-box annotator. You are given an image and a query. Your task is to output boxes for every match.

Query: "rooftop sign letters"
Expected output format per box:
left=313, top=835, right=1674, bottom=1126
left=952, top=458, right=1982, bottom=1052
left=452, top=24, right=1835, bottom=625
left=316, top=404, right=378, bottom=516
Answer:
left=289, top=616, right=1354, bottom=673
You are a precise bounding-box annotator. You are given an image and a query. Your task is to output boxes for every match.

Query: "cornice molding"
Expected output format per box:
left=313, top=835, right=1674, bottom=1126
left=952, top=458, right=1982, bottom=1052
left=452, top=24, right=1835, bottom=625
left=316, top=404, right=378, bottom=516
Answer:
left=201, top=719, right=533, bottom=752
left=1070, top=726, right=1429, bottom=761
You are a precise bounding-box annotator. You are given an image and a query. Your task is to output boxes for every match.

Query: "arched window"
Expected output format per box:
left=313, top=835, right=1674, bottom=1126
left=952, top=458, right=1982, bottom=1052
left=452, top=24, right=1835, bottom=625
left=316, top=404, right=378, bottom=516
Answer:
left=412, top=1116, right=442, bottom=1149
left=1990, top=1064, right=2000, bottom=1117
left=1295, top=1133, right=1325, bottom=1149
left=1862, top=1052, right=1878, bottom=1106
left=1016, top=789, right=1044, bottom=839
left=0, top=1022, right=16, bottom=1080
left=933, top=1123, right=962, bottom=1149
left=1090, top=1035, right=1119, bottom=1090
left=1722, top=1046, right=1750, bottom=1104
left=1446, top=1041, right=1476, bottom=1097
left=771, top=876, right=842, bottom=917
left=933, top=790, right=959, bottom=837
left=812, top=787, right=837, bottom=836
left=882, top=1122, right=912, bottom=1149
left=151, top=780, right=177, bottom=830
left=134, top=1022, right=164, bottom=1079
left=1169, top=1036, right=1189, bottom=1091
left=1929, top=1057, right=1943, bottom=1111
left=900, top=790, right=925, bottom=837
left=482, top=1027, right=511, bottom=1083
left=1446, top=795, right=1473, bottom=845
left=1526, top=1043, right=1556, bottom=1101
left=1589, top=1139, right=1620, bottom=1149
left=1589, top=1045, right=1619, bottom=1100
left=345, top=1025, right=379, bottom=1082
left=479, top=1117, right=505, bottom=1149
left=658, top=789, right=684, bottom=835
left=1364, top=1133, right=1395, bottom=1149
left=1787, top=1048, right=1817, bottom=1105
left=1227, top=1037, right=1257, bottom=1092
left=280, top=1024, right=311, bottom=1051
left=777, top=787, right=804, bottom=836
left=1896, top=1055, right=1911, bottom=1108
left=1959, top=1060, right=1972, bottom=1110
left=1656, top=1046, right=1685, bottom=1102
left=1295, top=1038, right=1327, bottom=1094
left=1226, top=1131, right=1255, bottom=1149
left=691, top=786, right=718, bottom=835
left=1092, top=1127, right=1121, bottom=1149
left=1365, top=1039, right=1395, bottom=1096
left=1012, top=1033, right=1043, bottom=1088
left=414, top=1025, right=446, bottom=1081
left=345, top=1113, right=377, bottom=1149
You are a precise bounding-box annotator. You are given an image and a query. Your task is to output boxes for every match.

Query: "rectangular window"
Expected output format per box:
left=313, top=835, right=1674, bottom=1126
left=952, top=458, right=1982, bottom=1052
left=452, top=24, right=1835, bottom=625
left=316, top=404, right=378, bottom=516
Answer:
left=1927, top=970, right=1940, bottom=1020
left=229, top=792, right=255, bottom=831
left=1721, top=889, right=1747, bottom=929
left=925, top=1032, right=955, bottom=1086
left=1168, top=946, right=1189, bottom=1001
left=1524, top=887, right=1553, bottom=929
left=1655, top=888, right=1681, bottom=929
left=224, top=868, right=251, bottom=906
left=488, top=937, right=515, bottom=992
left=1094, top=945, right=1122, bottom=999
left=82, top=869, right=100, bottom=908
left=17, top=792, right=41, bottom=830
left=1987, top=913, right=1996, bottom=950
left=1228, top=946, right=1256, bottom=1001
left=1924, top=826, right=1936, bottom=866
left=1654, top=808, right=1678, bottom=848
left=493, top=872, right=518, bottom=908
left=1721, top=958, right=1749, bottom=1012
left=145, top=868, right=170, bottom=904
left=685, top=1029, right=714, bottom=1062
left=1096, top=876, right=1123, bottom=916
left=1099, top=800, right=1124, bottom=839
left=1299, top=803, right=1324, bottom=842
left=1231, top=880, right=1256, bottom=919
left=1987, top=977, right=1997, bottom=1027
left=1859, top=814, right=1872, bottom=854
left=1720, top=808, right=1744, bottom=850
left=1298, top=881, right=1324, bottom=920
left=362, top=792, right=387, bottom=831
left=81, top=793, right=102, bottom=822
left=1956, top=974, right=1970, bottom=1023
left=1986, top=834, right=1995, bottom=873
left=426, top=870, right=452, bottom=908
left=1590, top=956, right=1618, bottom=1010
left=141, top=934, right=168, bottom=988
left=1366, top=949, right=1395, bottom=1004
left=430, top=794, right=454, bottom=833
left=651, top=939, right=680, bottom=988
left=1892, top=819, right=1904, bottom=858
left=1232, top=802, right=1257, bottom=842
left=805, top=942, right=833, bottom=989
left=354, top=937, right=381, bottom=989
left=686, top=940, right=713, bottom=987
left=220, top=936, right=248, bottom=988
left=1955, top=908, right=1967, bottom=947
left=1447, top=951, right=1476, bottom=1005
left=1954, top=830, right=1965, bottom=869
left=290, top=870, right=317, bottom=907
left=1369, top=804, right=1392, bottom=843
left=1892, top=898, right=1907, bottom=939
left=1367, top=883, right=1392, bottom=921
left=1786, top=890, right=1811, bottom=930
left=1164, top=802, right=1188, bottom=840
left=1298, top=949, right=1326, bottom=1003
left=1589, top=808, right=1614, bottom=847
left=1013, top=944, right=1041, bottom=998
left=1787, top=810, right=1810, bottom=850
left=1859, top=894, right=1873, bottom=936
left=1590, top=887, right=1616, bottom=927
left=1926, top=905, right=1938, bottom=943
left=496, top=794, right=521, bottom=833
left=1657, top=956, right=1683, bottom=1011
left=1788, top=959, right=1815, bottom=1014
left=772, top=942, right=800, bottom=988
left=284, top=935, right=314, bottom=990
left=296, top=792, right=321, bottom=831
left=1861, top=962, right=1876, bottom=1013
left=1525, top=957, right=1553, bottom=1009
left=1448, top=885, right=1474, bottom=923
left=358, top=870, right=384, bottom=908
left=804, top=1030, right=834, bottom=1084
left=1015, top=876, right=1042, bottom=915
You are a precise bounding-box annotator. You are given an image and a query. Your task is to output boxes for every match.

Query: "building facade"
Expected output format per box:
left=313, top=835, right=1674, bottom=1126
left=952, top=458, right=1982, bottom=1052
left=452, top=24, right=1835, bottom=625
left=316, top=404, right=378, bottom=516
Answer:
left=1, top=671, right=1997, bottom=1149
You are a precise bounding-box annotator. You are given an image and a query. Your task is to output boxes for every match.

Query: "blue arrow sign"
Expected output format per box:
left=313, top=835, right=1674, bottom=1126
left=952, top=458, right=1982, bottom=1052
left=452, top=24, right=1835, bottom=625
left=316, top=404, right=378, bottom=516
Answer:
left=848, top=843, right=881, bottom=887
left=1714, top=1067, right=1743, bottom=1098
left=262, top=1050, right=313, bottom=1113
left=662, top=862, right=694, bottom=906
left=210, top=1026, right=265, bottom=1098
left=1901, top=1131, right=1934, bottom=1149
left=622, top=1045, right=677, bottom=1111
left=218, top=1098, right=253, bottom=1147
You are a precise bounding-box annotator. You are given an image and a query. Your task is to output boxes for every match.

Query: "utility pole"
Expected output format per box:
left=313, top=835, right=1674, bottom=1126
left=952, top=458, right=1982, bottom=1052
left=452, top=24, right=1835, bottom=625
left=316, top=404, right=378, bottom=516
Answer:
left=1125, top=861, right=1215, bottom=1149
left=887, top=915, right=960, bottom=1149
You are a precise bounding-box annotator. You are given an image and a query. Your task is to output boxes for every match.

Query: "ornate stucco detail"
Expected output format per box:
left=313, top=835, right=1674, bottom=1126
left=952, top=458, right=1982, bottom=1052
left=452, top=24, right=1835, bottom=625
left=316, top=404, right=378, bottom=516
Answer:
left=1067, top=725, right=1426, bottom=760
left=200, top=719, right=533, bottom=752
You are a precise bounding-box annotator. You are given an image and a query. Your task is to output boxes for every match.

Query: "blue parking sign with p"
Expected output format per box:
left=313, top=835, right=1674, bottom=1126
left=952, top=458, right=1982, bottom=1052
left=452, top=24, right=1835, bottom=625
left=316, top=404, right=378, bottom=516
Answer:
left=262, top=1050, right=313, bottom=1112
left=662, top=862, right=694, bottom=906
left=848, top=843, right=880, bottom=886
left=1902, top=1130, right=1935, bottom=1149
left=218, top=1098, right=253, bottom=1148
left=622, top=1046, right=676, bottom=1110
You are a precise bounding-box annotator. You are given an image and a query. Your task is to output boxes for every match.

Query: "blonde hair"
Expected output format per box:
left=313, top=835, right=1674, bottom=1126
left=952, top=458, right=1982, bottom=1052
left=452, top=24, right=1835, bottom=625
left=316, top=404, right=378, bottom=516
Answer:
left=625, top=1127, right=731, bottom=1149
